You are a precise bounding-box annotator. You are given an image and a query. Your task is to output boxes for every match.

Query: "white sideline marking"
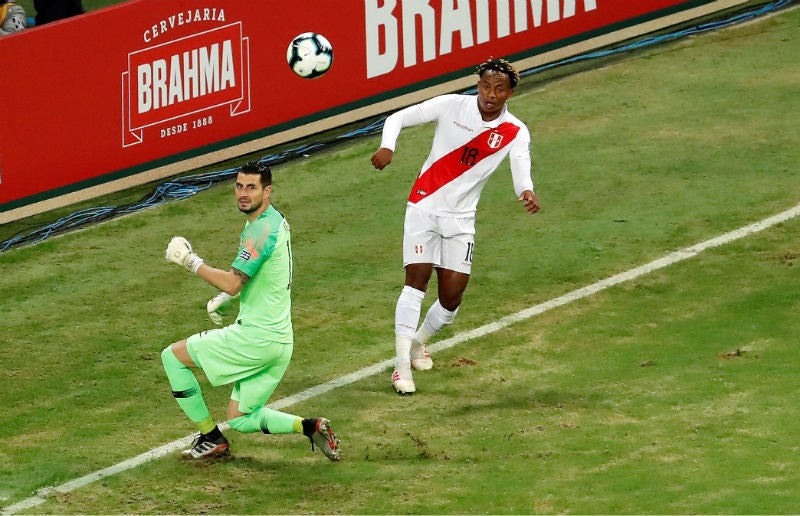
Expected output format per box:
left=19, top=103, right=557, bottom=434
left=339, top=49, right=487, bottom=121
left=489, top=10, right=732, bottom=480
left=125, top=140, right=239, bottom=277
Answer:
left=4, top=203, right=799, bottom=515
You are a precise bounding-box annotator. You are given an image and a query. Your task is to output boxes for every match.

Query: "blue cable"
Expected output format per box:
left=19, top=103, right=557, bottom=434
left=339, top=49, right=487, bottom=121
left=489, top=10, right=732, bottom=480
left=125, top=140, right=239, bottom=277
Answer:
left=1, top=0, right=792, bottom=252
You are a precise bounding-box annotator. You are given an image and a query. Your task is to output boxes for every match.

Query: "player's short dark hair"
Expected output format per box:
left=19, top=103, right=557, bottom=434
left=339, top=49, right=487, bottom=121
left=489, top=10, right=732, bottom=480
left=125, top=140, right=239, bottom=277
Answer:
left=240, top=160, right=272, bottom=186
left=476, top=57, right=520, bottom=89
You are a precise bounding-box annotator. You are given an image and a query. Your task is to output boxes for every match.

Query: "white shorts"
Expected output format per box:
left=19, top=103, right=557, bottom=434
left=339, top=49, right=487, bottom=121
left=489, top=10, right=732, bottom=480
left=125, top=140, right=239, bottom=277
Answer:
left=402, top=203, right=475, bottom=274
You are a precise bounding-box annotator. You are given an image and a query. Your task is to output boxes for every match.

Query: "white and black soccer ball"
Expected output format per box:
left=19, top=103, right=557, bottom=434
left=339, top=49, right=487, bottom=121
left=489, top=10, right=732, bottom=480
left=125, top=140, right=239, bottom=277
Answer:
left=286, top=32, right=334, bottom=79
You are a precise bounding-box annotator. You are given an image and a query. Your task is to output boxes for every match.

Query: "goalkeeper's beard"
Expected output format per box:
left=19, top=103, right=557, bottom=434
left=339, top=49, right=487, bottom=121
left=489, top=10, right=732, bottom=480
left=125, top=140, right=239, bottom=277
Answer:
left=238, top=197, right=263, bottom=214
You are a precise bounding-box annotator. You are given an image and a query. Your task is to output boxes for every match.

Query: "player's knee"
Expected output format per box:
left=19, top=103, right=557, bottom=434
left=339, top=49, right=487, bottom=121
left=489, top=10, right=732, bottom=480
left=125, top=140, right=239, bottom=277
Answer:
left=161, top=345, right=189, bottom=373
left=405, top=264, right=433, bottom=291
left=160, top=345, right=177, bottom=367
left=438, top=296, right=462, bottom=314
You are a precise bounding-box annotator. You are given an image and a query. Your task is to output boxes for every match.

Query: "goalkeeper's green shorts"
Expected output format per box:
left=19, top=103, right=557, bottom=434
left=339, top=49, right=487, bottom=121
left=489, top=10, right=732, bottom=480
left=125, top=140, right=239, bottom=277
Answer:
left=186, top=324, right=293, bottom=413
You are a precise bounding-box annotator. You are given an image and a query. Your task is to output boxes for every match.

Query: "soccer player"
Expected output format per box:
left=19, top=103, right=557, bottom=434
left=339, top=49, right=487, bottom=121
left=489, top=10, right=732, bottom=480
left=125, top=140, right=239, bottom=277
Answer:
left=370, top=57, right=540, bottom=395
left=162, top=160, right=340, bottom=460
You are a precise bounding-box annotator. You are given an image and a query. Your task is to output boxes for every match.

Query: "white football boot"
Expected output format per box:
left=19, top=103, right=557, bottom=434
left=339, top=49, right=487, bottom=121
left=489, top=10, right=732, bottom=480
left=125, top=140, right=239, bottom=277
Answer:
left=410, top=338, right=433, bottom=371
left=391, top=363, right=416, bottom=395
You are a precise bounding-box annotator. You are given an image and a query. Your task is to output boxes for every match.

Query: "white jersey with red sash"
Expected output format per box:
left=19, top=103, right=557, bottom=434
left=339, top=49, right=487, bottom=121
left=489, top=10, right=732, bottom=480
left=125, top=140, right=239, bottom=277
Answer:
left=380, top=94, right=534, bottom=217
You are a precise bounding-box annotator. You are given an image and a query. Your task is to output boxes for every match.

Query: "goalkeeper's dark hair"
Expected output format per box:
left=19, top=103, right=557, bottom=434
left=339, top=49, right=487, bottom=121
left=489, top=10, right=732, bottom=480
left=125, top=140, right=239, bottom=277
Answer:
left=476, top=57, right=520, bottom=89
left=240, top=160, right=272, bottom=186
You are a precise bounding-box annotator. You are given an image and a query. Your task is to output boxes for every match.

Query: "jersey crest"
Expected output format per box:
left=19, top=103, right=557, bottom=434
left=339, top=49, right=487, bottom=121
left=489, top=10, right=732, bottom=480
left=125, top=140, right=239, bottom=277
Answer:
left=409, top=122, right=520, bottom=203
left=487, top=131, right=504, bottom=149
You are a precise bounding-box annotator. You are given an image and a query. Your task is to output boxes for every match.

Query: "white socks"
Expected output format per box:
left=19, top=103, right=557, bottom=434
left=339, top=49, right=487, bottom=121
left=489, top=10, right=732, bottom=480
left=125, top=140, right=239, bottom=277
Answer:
left=416, top=299, right=458, bottom=344
left=394, top=286, right=461, bottom=378
left=395, top=286, right=424, bottom=376
left=395, top=285, right=425, bottom=341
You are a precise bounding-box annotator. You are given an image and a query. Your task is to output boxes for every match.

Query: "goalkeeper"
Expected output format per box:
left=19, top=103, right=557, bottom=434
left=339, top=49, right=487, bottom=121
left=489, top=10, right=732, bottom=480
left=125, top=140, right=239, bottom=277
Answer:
left=162, top=160, right=340, bottom=461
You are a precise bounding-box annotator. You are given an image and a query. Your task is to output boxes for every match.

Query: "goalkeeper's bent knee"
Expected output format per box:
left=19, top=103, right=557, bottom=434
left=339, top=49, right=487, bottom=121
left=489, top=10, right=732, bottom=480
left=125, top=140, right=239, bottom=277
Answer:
left=161, top=346, right=212, bottom=424
left=161, top=346, right=195, bottom=395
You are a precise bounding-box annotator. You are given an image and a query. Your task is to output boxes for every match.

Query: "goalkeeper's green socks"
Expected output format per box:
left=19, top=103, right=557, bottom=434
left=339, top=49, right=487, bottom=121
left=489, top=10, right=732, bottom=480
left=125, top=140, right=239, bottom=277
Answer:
left=228, top=407, right=302, bottom=434
left=161, top=347, right=212, bottom=427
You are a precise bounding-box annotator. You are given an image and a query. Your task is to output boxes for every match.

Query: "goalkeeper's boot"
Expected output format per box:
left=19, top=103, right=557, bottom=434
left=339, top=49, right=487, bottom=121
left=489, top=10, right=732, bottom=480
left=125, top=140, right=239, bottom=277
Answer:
left=182, top=432, right=230, bottom=459
left=391, top=363, right=416, bottom=395
left=303, top=417, right=340, bottom=461
left=410, top=338, right=433, bottom=371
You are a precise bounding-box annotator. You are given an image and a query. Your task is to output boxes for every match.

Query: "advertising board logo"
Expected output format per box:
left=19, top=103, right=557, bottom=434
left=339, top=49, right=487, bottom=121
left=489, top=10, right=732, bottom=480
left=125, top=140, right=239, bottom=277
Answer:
left=121, top=21, right=251, bottom=147
left=365, top=0, right=599, bottom=78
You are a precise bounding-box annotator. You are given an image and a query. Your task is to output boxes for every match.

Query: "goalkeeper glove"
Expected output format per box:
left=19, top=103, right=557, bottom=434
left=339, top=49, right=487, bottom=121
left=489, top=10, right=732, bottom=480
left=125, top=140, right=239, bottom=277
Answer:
left=165, top=236, right=204, bottom=273
left=207, top=291, right=236, bottom=326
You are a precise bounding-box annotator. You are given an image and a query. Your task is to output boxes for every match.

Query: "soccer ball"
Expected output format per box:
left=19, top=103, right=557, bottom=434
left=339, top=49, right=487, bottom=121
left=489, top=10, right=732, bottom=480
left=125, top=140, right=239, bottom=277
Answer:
left=286, top=32, right=334, bottom=79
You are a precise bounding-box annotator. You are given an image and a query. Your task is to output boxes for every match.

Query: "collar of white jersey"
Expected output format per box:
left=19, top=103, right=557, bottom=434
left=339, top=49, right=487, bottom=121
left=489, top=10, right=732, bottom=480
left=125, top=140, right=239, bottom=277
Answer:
left=473, top=98, right=509, bottom=128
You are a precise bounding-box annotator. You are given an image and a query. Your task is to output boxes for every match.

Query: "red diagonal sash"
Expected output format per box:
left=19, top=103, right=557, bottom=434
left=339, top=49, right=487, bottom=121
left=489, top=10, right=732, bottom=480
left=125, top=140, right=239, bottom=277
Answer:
left=409, top=122, right=520, bottom=203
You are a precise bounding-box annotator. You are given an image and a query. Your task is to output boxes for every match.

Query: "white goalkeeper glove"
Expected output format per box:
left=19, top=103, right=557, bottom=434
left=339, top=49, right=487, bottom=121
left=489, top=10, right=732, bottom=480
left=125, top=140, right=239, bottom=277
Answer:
left=207, top=291, right=236, bottom=326
left=165, top=236, right=204, bottom=273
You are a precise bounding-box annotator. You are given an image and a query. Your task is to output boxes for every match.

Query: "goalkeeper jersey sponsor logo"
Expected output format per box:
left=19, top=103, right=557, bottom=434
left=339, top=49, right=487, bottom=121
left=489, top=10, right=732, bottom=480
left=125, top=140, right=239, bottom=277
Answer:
left=238, top=238, right=259, bottom=261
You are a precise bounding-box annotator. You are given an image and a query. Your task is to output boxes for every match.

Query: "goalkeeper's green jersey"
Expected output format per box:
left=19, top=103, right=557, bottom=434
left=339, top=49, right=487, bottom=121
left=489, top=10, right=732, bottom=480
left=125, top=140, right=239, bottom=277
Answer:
left=231, top=204, right=293, bottom=344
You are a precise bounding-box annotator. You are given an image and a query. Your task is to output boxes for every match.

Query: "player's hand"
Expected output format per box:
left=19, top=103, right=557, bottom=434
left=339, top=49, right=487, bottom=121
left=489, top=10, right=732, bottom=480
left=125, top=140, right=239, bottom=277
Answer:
left=165, top=236, right=205, bottom=273
left=207, top=292, right=235, bottom=326
left=371, top=148, right=394, bottom=170
left=519, top=190, right=540, bottom=215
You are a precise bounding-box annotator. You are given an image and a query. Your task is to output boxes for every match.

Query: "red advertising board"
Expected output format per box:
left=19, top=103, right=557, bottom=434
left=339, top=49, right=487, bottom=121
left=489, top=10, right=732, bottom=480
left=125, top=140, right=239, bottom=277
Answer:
left=0, top=0, right=734, bottom=218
